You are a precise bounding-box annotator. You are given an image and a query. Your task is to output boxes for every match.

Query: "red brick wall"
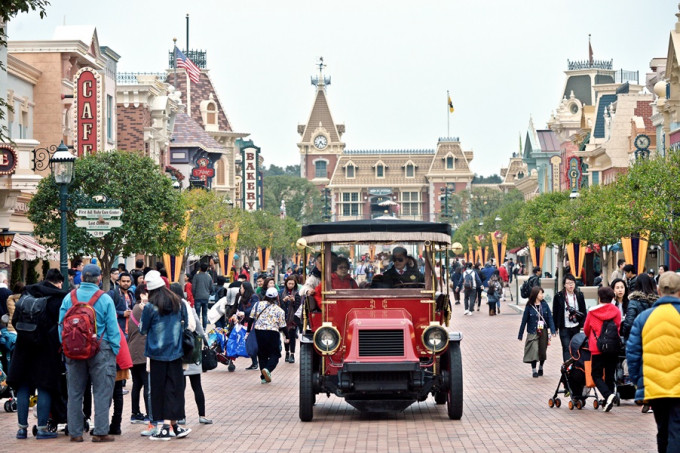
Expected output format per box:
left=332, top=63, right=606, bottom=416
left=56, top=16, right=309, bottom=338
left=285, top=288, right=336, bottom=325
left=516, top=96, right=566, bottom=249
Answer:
left=634, top=101, right=653, bottom=129
left=116, top=105, right=150, bottom=152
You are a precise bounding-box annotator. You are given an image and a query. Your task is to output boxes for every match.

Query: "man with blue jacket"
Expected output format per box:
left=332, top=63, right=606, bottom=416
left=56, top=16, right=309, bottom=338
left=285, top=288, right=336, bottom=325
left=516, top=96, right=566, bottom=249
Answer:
left=59, top=264, right=120, bottom=443
left=627, top=271, right=680, bottom=453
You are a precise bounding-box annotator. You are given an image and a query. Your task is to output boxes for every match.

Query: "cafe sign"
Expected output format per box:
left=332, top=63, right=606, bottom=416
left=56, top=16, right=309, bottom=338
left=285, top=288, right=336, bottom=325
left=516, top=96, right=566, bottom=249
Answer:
left=0, top=144, right=18, bottom=175
left=73, top=67, right=102, bottom=157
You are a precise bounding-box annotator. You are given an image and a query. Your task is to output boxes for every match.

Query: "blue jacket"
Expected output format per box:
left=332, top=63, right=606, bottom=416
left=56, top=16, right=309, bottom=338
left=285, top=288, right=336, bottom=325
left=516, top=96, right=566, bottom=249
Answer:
left=626, top=295, right=680, bottom=402
left=58, top=282, right=121, bottom=356
left=451, top=271, right=463, bottom=290
left=139, top=302, right=187, bottom=361
left=518, top=300, right=555, bottom=340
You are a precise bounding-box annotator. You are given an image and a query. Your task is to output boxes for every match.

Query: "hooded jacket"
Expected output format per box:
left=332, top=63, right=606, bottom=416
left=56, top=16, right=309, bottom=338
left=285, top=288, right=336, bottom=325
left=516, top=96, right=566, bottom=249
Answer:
left=620, top=290, right=657, bottom=340
left=626, top=295, right=680, bottom=401
left=583, top=302, right=622, bottom=355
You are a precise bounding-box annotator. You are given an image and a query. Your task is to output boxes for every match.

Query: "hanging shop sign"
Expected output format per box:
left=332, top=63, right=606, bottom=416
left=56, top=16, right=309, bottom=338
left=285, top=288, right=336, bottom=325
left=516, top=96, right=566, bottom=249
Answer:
left=239, top=139, right=261, bottom=212
left=73, top=67, right=103, bottom=157
left=0, top=144, right=18, bottom=175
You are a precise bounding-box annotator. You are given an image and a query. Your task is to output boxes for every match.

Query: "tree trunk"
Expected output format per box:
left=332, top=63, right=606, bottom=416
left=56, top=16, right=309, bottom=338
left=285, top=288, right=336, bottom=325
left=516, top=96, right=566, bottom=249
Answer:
left=556, top=245, right=565, bottom=292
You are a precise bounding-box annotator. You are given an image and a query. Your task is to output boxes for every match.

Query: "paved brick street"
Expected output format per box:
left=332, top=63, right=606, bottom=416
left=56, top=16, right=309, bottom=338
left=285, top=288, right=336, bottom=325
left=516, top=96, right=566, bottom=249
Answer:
left=0, top=298, right=657, bottom=452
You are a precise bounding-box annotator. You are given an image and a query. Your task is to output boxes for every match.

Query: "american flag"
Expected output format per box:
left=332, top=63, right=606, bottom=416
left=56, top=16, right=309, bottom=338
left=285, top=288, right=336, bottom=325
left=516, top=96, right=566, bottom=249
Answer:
left=175, top=47, right=201, bottom=84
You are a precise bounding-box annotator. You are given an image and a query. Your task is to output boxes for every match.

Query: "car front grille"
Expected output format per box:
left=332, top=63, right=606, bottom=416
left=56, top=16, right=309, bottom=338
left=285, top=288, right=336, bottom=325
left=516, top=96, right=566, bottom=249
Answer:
left=358, top=329, right=404, bottom=357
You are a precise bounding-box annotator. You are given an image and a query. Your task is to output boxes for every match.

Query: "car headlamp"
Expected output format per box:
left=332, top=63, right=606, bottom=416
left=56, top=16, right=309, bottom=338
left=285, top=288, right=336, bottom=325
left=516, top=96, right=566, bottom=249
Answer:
left=313, top=323, right=341, bottom=355
left=422, top=325, right=449, bottom=353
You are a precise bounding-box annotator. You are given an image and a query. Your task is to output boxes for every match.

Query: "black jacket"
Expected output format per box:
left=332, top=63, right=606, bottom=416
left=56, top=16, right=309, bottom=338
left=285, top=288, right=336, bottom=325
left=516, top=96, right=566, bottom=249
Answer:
left=383, top=265, right=424, bottom=287
left=7, top=281, right=68, bottom=392
left=552, top=289, right=587, bottom=330
left=621, top=291, right=657, bottom=340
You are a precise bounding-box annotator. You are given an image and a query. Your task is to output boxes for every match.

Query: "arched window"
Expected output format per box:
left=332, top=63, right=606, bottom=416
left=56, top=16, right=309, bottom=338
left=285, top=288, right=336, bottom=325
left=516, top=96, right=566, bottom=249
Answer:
left=315, top=160, right=327, bottom=178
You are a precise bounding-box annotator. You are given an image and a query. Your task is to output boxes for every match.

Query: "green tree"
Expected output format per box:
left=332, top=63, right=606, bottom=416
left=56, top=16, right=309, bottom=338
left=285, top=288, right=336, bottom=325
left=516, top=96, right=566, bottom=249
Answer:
left=0, top=1, right=50, bottom=142
left=262, top=174, right=323, bottom=224
left=182, top=188, right=239, bottom=257
left=28, top=151, right=185, bottom=290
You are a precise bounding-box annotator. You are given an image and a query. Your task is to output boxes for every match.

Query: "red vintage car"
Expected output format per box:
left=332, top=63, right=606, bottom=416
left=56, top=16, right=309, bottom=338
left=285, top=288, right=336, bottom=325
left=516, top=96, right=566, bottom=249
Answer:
left=297, top=220, right=463, bottom=421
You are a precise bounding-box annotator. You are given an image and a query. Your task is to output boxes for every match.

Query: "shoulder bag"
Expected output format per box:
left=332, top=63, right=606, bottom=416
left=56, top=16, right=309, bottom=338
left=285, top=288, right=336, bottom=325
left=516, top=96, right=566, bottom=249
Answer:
left=245, top=302, right=272, bottom=358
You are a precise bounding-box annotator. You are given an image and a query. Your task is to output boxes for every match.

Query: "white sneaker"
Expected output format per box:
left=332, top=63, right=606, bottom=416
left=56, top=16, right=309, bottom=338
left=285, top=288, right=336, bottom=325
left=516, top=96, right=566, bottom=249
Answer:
left=603, top=394, right=616, bottom=412
left=464, top=310, right=470, bottom=315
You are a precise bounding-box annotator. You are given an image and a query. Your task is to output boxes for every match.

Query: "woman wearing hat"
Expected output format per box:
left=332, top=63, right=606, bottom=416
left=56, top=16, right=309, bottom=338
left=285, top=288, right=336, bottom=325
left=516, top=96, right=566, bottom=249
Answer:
left=139, top=271, right=192, bottom=441
left=247, top=287, right=286, bottom=384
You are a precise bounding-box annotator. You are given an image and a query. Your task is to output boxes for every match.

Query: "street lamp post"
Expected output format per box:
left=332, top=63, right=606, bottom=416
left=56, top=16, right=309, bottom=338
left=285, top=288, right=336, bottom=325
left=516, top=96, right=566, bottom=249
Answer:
left=50, top=142, right=76, bottom=290
left=322, top=188, right=331, bottom=222
left=440, top=185, right=454, bottom=222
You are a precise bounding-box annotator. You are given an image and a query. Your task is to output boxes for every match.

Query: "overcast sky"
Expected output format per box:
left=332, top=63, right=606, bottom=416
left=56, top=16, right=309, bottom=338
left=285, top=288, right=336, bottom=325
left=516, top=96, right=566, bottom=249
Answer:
left=8, top=0, right=678, bottom=175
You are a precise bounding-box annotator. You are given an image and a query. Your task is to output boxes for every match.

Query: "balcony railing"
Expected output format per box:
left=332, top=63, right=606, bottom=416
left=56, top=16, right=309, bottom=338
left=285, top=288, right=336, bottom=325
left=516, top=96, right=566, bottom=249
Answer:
left=117, top=72, right=167, bottom=84
left=614, top=69, right=639, bottom=84
left=168, top=49, right=207, bottom=69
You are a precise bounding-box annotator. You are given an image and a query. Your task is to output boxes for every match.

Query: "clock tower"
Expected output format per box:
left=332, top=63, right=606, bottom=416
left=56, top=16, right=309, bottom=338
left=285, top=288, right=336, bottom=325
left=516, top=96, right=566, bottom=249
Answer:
left=297, top=58, right=345, bottom=187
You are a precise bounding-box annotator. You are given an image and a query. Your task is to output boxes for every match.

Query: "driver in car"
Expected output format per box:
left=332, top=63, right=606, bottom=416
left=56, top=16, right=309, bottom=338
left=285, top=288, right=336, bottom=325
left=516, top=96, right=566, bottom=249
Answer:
left=383, top=246, right=424, bottom=287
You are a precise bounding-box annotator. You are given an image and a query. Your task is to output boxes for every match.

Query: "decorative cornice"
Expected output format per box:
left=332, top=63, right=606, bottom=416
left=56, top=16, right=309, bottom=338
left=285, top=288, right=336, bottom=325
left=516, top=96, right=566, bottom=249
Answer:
left=7, top=55, right=42, bottom=85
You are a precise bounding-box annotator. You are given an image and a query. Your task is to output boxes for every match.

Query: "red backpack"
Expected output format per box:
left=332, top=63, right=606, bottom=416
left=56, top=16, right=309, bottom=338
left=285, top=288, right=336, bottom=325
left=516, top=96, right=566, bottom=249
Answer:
left=61, top=289, right=105, bottom=360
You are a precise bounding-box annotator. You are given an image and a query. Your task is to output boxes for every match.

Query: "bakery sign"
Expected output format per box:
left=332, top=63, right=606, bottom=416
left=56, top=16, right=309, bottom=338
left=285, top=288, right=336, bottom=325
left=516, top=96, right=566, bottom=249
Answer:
left=73, top=67, right=103, bottom=157
left=240, top=141, right=260, bottom=211
left=0, top=144, right=18, bottom=175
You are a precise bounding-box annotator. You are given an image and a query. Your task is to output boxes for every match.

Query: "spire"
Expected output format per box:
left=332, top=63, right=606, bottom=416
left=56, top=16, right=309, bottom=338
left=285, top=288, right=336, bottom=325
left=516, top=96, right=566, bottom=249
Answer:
left=588, top=34, right=593, bottom=66
left=311, top=56, right=331, bottom=88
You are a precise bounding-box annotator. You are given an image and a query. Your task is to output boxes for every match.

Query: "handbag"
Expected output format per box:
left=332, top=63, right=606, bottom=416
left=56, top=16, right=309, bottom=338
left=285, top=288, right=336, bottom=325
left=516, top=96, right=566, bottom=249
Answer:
left=245, top=302, right=272, bottom=357
left=201, top=347, right=218, bottom=371
left=181, top=307, right=201, bottom=364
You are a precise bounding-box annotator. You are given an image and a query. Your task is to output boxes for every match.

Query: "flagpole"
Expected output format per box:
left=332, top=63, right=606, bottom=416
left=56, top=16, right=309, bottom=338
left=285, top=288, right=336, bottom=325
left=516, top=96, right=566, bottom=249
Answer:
left=447, top=90, right=450, bottom=138
left=172, top=38, right=177, bottom=89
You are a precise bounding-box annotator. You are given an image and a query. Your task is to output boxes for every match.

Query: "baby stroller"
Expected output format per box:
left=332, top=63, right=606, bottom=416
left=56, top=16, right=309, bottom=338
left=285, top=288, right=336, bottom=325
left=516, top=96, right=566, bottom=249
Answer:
left=208, top=327, right=233, bottom=370
left=0, top=322, right=17, bottom=413
left=548, top=332, right=601, bottom=410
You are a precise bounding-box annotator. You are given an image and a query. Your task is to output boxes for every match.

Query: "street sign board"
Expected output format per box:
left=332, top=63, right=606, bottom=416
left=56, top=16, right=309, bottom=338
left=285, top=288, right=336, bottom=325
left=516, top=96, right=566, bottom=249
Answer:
left=75, top=208, right=123, bottom=218
left=75, top=219, right=123, bottom=229
left=88, top=230, right=110, bottom=238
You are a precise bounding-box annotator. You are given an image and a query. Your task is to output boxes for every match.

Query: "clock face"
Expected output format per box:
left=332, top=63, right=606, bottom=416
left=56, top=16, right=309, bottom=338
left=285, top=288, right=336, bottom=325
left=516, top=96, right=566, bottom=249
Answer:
left=314, top=135, right=328, bottom=150
left=635, top=135, right=650, bottom=150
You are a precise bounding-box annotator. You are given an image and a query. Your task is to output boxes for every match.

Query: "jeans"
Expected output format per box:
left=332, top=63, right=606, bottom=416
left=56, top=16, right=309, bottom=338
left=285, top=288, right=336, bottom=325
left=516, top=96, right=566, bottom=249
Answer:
left=194, top=299, right=209, bottom=330
left=590, top=353, right=617, bottom=400
left=17, top=385, right=51, bottom=428
left=463, top=289, right=476, bottom=312
left=130, top=363, right=149, bottom=416
left=558, top=326, right=581, bottom=362
left=65, top=341, right=116, bottom=437
left=651, top=398, right=680, bottom=453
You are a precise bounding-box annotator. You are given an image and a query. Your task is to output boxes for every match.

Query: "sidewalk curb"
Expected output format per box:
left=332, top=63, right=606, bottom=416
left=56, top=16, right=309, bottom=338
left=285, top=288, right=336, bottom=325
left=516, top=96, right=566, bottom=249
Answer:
left=508, top=303, right=524, bottom=313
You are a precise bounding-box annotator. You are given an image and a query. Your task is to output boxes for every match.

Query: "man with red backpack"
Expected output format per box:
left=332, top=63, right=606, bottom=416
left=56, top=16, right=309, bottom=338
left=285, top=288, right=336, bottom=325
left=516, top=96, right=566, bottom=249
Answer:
left=58, top=264, right=120, bottom=443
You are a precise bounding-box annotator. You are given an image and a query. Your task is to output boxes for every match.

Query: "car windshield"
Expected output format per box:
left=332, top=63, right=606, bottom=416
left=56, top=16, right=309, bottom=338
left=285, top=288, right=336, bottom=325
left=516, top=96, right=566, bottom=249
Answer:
left=324, top=241, right=431, bottom=290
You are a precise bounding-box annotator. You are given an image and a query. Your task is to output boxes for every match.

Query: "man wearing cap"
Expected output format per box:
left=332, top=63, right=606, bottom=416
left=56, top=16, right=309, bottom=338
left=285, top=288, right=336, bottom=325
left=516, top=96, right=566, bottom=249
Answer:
left=59, top=264, right=120, bottom=443
left=383, top=247, right=424, bottom=288
left=627, top=272, right=680, bottom=453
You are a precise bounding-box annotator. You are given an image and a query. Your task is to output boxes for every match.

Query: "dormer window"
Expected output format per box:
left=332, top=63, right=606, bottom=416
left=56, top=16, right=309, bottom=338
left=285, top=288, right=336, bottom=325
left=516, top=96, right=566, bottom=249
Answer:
left=446, top=155, right=454, bottom=169
left=376, top=164, right=384, bottom=178
left=346, top=164, right=355, bottom=179
left=206, top=101, right=217, bottom=125
left=405, top=163, right=415, bottom=178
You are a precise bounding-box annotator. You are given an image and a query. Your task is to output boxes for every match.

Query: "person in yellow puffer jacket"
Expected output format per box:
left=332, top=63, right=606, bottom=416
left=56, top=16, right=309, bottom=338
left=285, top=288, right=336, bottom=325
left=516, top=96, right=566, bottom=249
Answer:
left=626, top=271, right=680, bottom=453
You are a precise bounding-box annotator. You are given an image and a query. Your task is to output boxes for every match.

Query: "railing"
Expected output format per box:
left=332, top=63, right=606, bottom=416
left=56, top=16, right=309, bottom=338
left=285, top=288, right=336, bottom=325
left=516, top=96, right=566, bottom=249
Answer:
left=615, top=69, right=639, bottom=84
left=567, top=59, right=613, bottom=70
left=116, top=72, right=167, bottom=84
left=438, top=137, right=460, bottom=142
left=168, top=49, right=207, bottom=69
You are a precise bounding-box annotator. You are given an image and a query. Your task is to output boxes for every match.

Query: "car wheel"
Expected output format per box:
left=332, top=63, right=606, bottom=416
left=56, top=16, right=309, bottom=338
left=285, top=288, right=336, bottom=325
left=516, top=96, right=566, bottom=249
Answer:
left=299, top=342, right=315, bottom=422
left=446, top=341, right=463, bottom=420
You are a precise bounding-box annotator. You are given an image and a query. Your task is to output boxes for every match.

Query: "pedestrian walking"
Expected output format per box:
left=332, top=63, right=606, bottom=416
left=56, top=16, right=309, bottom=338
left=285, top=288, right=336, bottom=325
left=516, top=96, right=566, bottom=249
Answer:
left=620, top=273, right=657, bottom=343
left=191, top=262, right=213, bottom=330
left=8, top=269, right=68, bottom=440
left=553, top=274, right=587, bottom=362
left=169, top=284, right=213, bottom=426
left=139, top=271, right=191, bottom=441
left=248, top=287, right=286, bottom=384
left=486, top=271, right=502, bottom=315
left=237, top=282, right=260, bottom=370
left=127, top=284, right=150, bottom=425
left=610, top=277, right=629, bottom=321
left=58, top=264, right=120, bottom=443
left=458, top=262, right=481, bottom=316
left=451, top=264, right=463, bottom=305
left=518, top=286, right=556, bottom=378
left=280, top=276, right=301, bottom=363
left=583, top=286, right=621, bottom=412
left=627, top=272, right=680, bottom=453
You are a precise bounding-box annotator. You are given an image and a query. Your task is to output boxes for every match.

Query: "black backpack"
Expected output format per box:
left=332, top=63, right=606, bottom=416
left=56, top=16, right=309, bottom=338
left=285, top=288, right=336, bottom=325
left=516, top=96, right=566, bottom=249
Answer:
left=463, top=272, right=474, bottom=290
left=521, top=276, right=539, bottom=298
left=596, top=319, right=622, bottom=354
left=487, top=281, right=498, bottom=297
left=13, top=294, right=48, bottom=345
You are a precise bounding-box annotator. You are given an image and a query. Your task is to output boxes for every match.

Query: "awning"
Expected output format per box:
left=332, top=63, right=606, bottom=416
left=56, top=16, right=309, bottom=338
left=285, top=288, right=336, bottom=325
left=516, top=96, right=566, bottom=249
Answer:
left=8, top=234, right=55, bottom=261
left=508, top=246, right=529, bottom=256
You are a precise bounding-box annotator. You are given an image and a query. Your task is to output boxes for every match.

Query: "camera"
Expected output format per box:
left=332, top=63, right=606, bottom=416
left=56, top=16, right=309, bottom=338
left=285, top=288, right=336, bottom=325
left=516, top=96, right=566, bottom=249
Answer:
left=568, top=307, right=584, bottom=323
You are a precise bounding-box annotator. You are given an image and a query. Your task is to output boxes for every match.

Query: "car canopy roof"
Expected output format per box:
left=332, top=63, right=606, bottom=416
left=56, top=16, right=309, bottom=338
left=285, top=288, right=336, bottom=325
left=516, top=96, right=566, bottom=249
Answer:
left=301, top=220, right=451, bottom=245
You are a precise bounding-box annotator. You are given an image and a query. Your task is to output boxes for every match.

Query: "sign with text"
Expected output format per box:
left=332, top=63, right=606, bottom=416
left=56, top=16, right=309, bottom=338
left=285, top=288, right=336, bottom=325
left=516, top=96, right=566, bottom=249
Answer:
left=0, top=144, right=18, bottom=175
left=73, top=67, right=102, bottom=157
left=75, top=219, right=123, bottom=229
left=75, top=208, right=123, bottom=218
left=240, top=142, right=260, bottom=211
left=191, top=157, right=215, bottom=183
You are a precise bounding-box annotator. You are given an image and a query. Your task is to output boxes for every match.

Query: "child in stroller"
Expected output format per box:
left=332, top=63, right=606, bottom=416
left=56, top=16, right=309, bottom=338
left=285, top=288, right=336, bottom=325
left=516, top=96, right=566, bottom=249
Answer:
left=207, top=312, right=249, bottom=372
left=549, top=332, right=601, bottom=410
